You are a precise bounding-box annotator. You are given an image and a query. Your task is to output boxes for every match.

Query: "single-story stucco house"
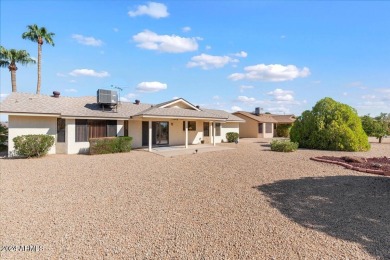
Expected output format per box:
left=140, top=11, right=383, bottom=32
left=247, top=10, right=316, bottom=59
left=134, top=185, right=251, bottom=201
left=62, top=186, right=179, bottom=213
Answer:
left=0, top=91, right=244, bottom=155
left=233, top=109, right=295, bottom=138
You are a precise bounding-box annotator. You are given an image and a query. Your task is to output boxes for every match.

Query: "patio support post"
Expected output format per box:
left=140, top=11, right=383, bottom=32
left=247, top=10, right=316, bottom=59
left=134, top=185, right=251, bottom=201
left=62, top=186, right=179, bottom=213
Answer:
left=212, top=121, right=216, bottom=146
left=185, top=120, right=188, bottom=148
left=148, top=120, right=152, bottom=152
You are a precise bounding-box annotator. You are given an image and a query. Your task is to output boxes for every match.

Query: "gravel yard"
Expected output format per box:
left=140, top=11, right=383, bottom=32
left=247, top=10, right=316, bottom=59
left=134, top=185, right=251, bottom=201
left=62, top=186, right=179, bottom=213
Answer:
left=1, top=138, right=389, bottom=259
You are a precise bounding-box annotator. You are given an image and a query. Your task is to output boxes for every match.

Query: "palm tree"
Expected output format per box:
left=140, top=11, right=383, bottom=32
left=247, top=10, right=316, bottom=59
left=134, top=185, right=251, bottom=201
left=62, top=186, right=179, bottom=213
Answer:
left=22, top=24, right=55, bottom=94
left=0, top=46, right=36, bottom=92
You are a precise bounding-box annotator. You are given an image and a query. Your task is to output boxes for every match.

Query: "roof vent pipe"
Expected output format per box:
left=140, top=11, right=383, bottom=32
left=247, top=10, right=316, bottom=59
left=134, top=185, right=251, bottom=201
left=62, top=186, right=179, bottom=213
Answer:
left=255, top=107, right=261, bottom=115
left=53, top=91, right=60, bottom=98
left=135, top=99, right=140, bottom=105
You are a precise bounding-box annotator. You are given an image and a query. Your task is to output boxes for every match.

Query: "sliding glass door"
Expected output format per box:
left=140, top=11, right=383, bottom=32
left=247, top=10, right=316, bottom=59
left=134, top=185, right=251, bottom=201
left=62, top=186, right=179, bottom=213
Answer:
left=142, top=121, right=169, bottom=146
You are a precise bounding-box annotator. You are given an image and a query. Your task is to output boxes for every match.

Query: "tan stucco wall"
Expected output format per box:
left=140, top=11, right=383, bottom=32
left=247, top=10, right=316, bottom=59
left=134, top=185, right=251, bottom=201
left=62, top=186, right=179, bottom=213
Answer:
left=219, top=122, right=240, bottom=142
left=117, top=120, right=124, bottom=136
left=169, top=120, right=203, bottom=145
left=234, top=114, right=259, bottom=138
left=8, top=115, right=57, bottom=155
left=65, top=119, right=89, bottom=154
left=128, top=120, right=142, bottom=148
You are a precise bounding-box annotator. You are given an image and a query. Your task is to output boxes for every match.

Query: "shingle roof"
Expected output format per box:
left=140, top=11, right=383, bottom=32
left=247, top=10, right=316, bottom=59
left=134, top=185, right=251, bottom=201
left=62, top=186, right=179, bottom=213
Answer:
left=0, top=92, right=151, bottom=118
left=0, top=93, right=243, bottom=122
left=133, top=106, right=226, bottom=120
left=233, top=111, right=278, bottom=123
left=271, top=114, right=296, bottom=123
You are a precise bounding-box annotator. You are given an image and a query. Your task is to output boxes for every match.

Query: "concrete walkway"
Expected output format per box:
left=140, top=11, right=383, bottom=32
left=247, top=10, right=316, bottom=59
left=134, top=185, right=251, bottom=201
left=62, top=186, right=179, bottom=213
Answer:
left=145, top=144, right=236, bottom=157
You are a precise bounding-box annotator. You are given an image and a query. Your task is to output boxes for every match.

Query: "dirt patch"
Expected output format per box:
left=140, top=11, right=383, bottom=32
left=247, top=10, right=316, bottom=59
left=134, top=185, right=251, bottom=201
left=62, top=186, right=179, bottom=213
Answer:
left=311, top=156, right=390, bottom=176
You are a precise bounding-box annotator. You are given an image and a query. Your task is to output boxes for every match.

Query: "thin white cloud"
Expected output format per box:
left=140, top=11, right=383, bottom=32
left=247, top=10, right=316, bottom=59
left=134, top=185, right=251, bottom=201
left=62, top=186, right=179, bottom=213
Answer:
left=120, top=93, right=137, bottom=102
left=213, top=95, right=220, bottom=100
left=228, top=64, right=310, bottom=82
left=182, top=26, right=191, bottom=32
left=236, top=95, right=257, bottom=103
left=231, top=105, right=242, bottom=111
left=113, top=28, right=119, bottom=32
left=267, top=88, right=294, bottom=101
left=69, top=80, right=77, bottom=83
left=348, top=81, right=367, bottom=89
left=65, top=88, right=77, bottom=92
left=133, top=30, right=199, bottom=53
left=239, top=85, right=254, bottom=93
left=233, top=51, right=248, bottom=58
left=268, top=106, right=291, bottom=114
left=128, top=2, right=169, bottom=19
left=136, top=81, right=167, bottom=92
left=56, top=73, right=66, bottom=77
left=205, top=45, right=211, bottom=50
left=358, top=88, right=390, bottom=112
left=72, top=34, right=103, bottom=47
left=69, top=69, right=110, bottom=78
left=187, top=53, right=239, bottom=70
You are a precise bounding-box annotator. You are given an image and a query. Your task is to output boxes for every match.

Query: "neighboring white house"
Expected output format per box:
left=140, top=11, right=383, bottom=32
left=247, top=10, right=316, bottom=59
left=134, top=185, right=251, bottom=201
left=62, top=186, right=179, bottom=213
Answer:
left=0, top=92, right=244, bottom=155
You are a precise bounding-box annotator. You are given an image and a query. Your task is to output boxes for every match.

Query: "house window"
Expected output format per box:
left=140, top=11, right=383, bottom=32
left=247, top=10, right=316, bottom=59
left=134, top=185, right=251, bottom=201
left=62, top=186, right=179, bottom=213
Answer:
left=215, top=123, right=221, bottom=136
left=89, top=120, right=107, bottom=138
left=258, top=123, right=263, bottom=133
left=75, top=119, right=88, bottom=142
left=183, top=121, right=196, bottom=131
left=266, top=123, right=273, bottom=133
left=203, top=122, right=209, bottom=137
left=57, top=118, right=65, bottom=143
left=124, top=120, right=129, bottom=136
left=75, top=119, right=117, bottom=142
left=107, top=120, right=117, bottom=137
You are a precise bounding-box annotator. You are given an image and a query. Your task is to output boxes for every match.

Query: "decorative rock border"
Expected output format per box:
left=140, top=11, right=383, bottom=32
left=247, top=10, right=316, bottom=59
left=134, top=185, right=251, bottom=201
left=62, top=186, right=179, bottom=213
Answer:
left=310, top=157, right=390, bottom=176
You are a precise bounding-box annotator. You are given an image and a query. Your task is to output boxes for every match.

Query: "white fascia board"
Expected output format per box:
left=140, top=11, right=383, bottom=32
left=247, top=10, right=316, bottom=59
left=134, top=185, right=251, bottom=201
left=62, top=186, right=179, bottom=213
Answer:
left=132, top=115, right=226, bottom=121
left=1, top=112, right=60, bottom=117
left=61, top=116, right=130, bottom=120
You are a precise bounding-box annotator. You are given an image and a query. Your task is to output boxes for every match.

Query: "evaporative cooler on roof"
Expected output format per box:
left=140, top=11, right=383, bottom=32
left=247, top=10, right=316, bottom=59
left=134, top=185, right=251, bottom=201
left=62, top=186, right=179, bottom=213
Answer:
left=97, top=89, right=118, bottom=105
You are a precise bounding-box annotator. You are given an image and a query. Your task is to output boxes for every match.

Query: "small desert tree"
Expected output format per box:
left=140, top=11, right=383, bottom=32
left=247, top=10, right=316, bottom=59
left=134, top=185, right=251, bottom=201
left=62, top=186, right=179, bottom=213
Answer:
left=361, top=113, right=390, bottom=143
left=290, top=97, right=370, bottom=151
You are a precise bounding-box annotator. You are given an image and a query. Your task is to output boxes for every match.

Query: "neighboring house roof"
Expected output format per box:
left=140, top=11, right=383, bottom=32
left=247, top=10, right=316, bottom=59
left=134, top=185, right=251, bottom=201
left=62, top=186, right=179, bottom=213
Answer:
left=0, top=93, right=242, bottom=122
left=233, top=111, right=278, bottom=123
left=233, top=111, right=296, bottom=124
left=204, top=109, right=245, bottom=122
left=272, top=114, right=296, bottom=124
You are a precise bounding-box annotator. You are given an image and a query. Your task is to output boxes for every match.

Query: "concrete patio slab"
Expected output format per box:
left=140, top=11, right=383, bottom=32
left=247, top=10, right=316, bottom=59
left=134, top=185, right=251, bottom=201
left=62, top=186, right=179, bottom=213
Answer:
left=145, top=144, right=236, bottom=157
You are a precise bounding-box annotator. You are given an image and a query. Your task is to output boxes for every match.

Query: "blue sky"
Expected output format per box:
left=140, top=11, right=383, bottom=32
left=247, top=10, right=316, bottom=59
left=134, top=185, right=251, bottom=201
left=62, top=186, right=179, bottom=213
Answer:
left=1, top=0, right=389, bottom=117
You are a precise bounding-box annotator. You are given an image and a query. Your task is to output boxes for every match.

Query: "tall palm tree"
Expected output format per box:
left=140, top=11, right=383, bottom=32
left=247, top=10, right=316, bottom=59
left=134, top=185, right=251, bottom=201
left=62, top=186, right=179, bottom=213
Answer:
left=22, top=24, right=55, bottom=94
left=0, top=46, right=36, bottom=92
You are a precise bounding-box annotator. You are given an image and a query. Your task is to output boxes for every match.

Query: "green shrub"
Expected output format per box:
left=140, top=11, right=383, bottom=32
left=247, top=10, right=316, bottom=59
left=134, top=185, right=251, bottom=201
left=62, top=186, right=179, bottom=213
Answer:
left=89, top=136, right=133, bottom=155
left=290, top=97, right=370, bottom=151
left=13, top=134, right=54, bottom=157
left=226, top=132, right=239, bottom=142
left=270, top=139, right=298, bottom=152
left=276, top=124, right=292, bottom=137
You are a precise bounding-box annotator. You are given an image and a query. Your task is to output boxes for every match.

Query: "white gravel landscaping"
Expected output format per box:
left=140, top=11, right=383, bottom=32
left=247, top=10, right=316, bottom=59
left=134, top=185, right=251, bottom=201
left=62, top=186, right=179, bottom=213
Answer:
left=1, top=138, right=389, bottom=259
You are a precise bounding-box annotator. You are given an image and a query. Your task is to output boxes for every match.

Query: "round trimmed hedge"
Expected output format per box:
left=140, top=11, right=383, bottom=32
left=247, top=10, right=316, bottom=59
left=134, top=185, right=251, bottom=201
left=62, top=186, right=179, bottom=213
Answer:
left=290, top=97, right=370, bottom=151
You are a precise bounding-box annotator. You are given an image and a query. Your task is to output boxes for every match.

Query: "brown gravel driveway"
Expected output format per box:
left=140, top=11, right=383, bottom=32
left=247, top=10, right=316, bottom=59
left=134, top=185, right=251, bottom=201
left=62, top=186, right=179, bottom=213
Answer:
left=1, top=138, right=389, bottom=259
